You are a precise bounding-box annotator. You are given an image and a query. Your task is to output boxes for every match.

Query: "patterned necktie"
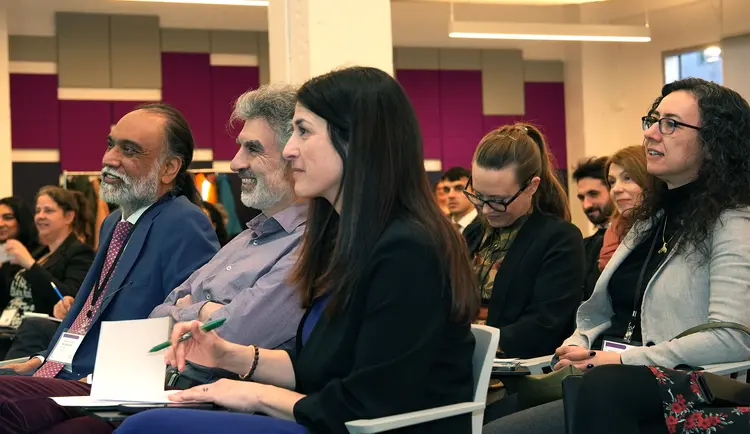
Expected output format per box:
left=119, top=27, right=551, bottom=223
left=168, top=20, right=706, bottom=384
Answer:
left=34, top=221, right=134, bottom=379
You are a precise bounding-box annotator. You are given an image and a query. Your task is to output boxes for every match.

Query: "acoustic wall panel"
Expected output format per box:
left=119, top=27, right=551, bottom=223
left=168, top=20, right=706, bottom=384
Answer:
left=439, top=70, right=484, bottom=169
left=59, top=101, right=112, bottom=171
left=394, top=48, right=439, bottom=70
left=210, top=31, right=259, bottom=55
left=110, top=15, right=161, bottom=89
left=161, top=29, right=211, bottom=53
left=10, top=74, right=59, bottom=149
left=56, top=13, right=111, bottom=88
left=258, top=32, right=270, bottom=85
left=482, top=50, right=525, bottom=116
left=439, top=49, right=481, bottom=71
left=12, top=162, right=62, bottom=207
left=524, top=60, right=564, bottom=83
left=161, top=53, right=213, bottom=149
left=523, top=82, right=567, bottom=168
left=211, top=66, right=260, bottom=160
left=396, top=69, right=442, bottom=160
left=9, top=36, right=57, bottom=62
left=112, top=101, right=150, bottom=124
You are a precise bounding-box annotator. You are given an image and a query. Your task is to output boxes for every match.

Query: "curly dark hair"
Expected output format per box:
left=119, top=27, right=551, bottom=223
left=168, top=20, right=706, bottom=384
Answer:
left=631, top=78, right=750, bottom=262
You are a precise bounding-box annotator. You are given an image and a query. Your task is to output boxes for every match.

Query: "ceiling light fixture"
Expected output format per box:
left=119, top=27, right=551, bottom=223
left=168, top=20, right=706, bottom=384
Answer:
left=116, top=0, right=268, bottom=6
left=449, top=21, right=651, bottom=43
left=702, top=45, right=722, bottom=62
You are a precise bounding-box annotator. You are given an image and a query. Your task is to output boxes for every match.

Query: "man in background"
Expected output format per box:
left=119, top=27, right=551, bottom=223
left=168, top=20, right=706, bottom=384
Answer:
left=441, top=167, right=477, bottom=233
left=573, top=157, right=614, bottom=299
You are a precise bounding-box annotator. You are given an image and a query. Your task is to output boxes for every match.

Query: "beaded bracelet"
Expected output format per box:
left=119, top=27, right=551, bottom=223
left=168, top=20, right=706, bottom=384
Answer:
left=239, top=345, right=260, bottom=380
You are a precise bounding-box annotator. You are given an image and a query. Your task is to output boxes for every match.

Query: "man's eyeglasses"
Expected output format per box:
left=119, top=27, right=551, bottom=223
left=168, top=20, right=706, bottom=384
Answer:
left=462, top=177, right=530, bottom=212
left=641, top=116, right=701, bottom=135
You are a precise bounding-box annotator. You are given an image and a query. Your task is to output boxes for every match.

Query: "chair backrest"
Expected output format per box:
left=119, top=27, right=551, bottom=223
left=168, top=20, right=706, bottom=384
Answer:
left=470, top=324, right=500, bottom=433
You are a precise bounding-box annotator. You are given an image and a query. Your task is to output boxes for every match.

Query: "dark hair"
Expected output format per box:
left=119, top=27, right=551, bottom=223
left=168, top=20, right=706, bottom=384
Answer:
left=633, top=77, right=750, bottom=261
left=288, top=66, right=479, bottom=322
left=136, top=103, right=201, bottom=206
left=0, top=196, right=38, bottom=249
left=572, top=157, right=608, bottom=184
left=474, top=123, right=571, bottom=221
left=441, top=167, right=471, bottom=183
left=201, top=201, right=229, bottom=246
left=36, top=186, right=94, bottom=247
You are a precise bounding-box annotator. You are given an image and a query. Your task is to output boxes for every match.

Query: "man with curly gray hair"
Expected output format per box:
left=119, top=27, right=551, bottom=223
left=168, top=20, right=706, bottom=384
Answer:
left=150, top=84, right=307, bottom=353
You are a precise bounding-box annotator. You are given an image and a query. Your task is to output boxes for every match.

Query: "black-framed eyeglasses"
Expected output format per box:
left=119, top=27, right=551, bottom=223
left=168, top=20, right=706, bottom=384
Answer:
left=641, top=116, right=701, bottom=135
left=462, top=176, right=530, bottom=212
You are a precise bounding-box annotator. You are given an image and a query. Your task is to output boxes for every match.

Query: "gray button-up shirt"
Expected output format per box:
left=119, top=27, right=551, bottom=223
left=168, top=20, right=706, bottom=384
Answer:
left=149, top=201, right=308, bottom=350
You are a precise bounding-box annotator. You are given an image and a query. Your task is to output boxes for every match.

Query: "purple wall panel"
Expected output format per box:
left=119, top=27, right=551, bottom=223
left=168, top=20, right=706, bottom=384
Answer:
left=10, top=74, right=59, bottom=149
left=210, top=66, right=260, bottom=161
left=396, top=69, right=442, bottom=159
left=438, top=70, right=483, bottom=169
left=523, top=82, right=567, bottom=168
left=112, top=101, right=149, bottom=124
left=162, top=53, right=212, bottom=149
left=59, top=101, right=112, bottom=171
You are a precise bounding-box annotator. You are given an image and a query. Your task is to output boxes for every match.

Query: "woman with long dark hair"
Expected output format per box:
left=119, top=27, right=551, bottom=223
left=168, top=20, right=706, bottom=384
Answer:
left=463, top=123, right=585, bottom=359
left=115, top=66, right=479, bottom=434
left=0, top=197, right=39, bottom=314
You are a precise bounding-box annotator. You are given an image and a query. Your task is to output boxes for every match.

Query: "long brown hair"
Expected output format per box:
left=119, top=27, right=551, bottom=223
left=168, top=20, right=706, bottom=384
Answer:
left=474, top=123, right=570, bottom=220
left=36, top=186, right=94, bottom=247
left=288, top=66, right=479, bottom=322
left=604, top=145, right=654, bottom=238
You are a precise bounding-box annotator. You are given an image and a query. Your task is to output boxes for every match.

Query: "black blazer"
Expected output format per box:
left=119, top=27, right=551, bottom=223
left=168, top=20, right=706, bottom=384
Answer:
left=464, top=211, right=585, bottom=359
left=582, top=229, right=606, bottom=300
left=16, top=233, right=94, bottom=316
left=290, top=219, right=475, bottom=434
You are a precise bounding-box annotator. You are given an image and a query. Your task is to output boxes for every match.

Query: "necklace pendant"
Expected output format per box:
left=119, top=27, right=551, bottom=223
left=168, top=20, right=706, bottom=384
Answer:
left=658, top=243, right=668, bottom=254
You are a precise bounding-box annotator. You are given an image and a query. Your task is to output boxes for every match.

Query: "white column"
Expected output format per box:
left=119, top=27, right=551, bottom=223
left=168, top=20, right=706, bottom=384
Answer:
left=267, top=0, right=394, bottom=85
left=0, top=4, right=10, bottom=198
left=722, top=34, right=750, bottom=100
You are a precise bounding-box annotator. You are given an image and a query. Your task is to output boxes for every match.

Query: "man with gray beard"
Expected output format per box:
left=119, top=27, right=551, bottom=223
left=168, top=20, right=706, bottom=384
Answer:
left=150, top=85, right=306, bottom=353
left=0, top=103, right=220, bottom=434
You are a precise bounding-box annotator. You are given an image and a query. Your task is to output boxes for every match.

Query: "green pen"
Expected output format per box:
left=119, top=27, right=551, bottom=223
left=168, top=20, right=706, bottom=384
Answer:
left=148, top=317, right=227, bottom=353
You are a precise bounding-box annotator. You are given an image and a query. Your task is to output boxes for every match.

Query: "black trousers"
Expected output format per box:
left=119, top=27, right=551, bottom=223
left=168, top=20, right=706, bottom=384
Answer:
left=5, top=317, right=60, bottom=360
left=572, top=364, right=669, bottom=434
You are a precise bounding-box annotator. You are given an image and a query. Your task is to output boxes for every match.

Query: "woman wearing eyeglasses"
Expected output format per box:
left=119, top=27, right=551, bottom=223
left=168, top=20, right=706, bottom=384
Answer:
left=483, top=78, right=750, bottom=434
left=463, top=123, right=585, bottom=360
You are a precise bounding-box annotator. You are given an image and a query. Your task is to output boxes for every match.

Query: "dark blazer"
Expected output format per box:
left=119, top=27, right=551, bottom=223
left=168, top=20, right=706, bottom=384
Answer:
left=22, top=233, right=95, bottom=316
left=39, top=194, right=220, bottom=380
left=290, top=219, right=474, bottom=434
left=464, top=211, right=586, bottom=359
left=582, top=228, right=606, bottom=300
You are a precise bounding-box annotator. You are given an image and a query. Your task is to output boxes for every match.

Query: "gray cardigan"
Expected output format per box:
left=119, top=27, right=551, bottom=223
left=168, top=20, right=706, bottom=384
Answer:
left=564, top=207, right=750, bottom=367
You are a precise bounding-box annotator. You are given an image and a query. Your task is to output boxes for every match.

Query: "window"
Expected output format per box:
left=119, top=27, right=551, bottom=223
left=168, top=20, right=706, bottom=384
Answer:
left=664, top=46, right=723, bottom=85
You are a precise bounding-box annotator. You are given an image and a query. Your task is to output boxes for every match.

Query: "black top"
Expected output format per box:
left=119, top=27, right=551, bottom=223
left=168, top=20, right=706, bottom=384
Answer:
left=601, top=183, right=694, bottom=345
left=582, top=227, right=606, bottom=300
left=14, top=233, right=94, bottom=316
left=289, top=219, right=475, bottom=434
left=464, top=211, right=586, bottom=359
left=0, top=241, right=40, bottom=310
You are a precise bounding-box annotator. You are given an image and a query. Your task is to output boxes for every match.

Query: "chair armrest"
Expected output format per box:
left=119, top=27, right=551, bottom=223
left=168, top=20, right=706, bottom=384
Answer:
left=345, top=402, right=484, bottom=434
left=0, top=357, right=30, bottom=367
left=702, top=360, right=750, bottom=376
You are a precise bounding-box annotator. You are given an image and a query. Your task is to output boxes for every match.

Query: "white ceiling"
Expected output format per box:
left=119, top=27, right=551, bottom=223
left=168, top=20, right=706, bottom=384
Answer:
left=6, top=0, right=747, bottom=60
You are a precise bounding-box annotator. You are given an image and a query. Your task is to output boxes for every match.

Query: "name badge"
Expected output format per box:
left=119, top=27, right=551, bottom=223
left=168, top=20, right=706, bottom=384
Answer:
left=602, top=339, right=638, bottom=354
left=49, top=332, right=86, bottom=365
left=0, top=308, right=18, bottom=327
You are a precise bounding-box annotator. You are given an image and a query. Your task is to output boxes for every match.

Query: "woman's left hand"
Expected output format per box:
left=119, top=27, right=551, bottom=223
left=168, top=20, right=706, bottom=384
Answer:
left=554, top=349, right=622, bottom=371
left=4, top=240, right=35, bottom=269
left=168, top=379, right=265, bottom=413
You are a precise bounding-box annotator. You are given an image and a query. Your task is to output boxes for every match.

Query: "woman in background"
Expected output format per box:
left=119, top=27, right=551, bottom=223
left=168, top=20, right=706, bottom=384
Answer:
left=1, top=186, right=94, bottom=326
left=201, top=201, right=230, bottom=246
left=597, top=145, right=661, bottom=270
left=463, top=123, right=585, bottom=359
left=0, top=197, right=39, bottom=316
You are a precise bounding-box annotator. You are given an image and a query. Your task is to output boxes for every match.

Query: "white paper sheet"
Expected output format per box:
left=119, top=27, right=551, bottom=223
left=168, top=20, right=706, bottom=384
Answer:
left=50, top=390, right=179, bottom=407
left=88, top=317, right=172, bottom=402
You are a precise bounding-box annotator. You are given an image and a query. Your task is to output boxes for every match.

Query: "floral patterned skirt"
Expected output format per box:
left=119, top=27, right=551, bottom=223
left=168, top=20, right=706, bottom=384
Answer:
left=649, top=366, right=750, bottom=433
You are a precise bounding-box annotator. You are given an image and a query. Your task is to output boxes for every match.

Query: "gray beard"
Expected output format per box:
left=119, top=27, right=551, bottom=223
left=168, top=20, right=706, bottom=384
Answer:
left=100, top=165, right=160, bottom=217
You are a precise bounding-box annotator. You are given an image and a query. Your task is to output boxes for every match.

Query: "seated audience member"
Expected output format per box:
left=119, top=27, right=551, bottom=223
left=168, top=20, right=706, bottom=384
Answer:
left=463, top=124, right=585, bottom=358
left=484, top=78, right=750, bottom=434
left=598, top=145, right=656, bottom=270
left=441, top=167, right=478, bottom=233
left=572, top=157, right=614, bottom=299
left=151, top=85, right=306, bottom=350
left=115, top=66, right=479, bottom=434
left=0, top=197, right=39, bottom=312
left=0, top=103, right=220, bottom=433
left=201, top=201, right=229, bottom=246
left=1, top=187, right=94, bottom=327
left=434, top=178, right=449, bottom=215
